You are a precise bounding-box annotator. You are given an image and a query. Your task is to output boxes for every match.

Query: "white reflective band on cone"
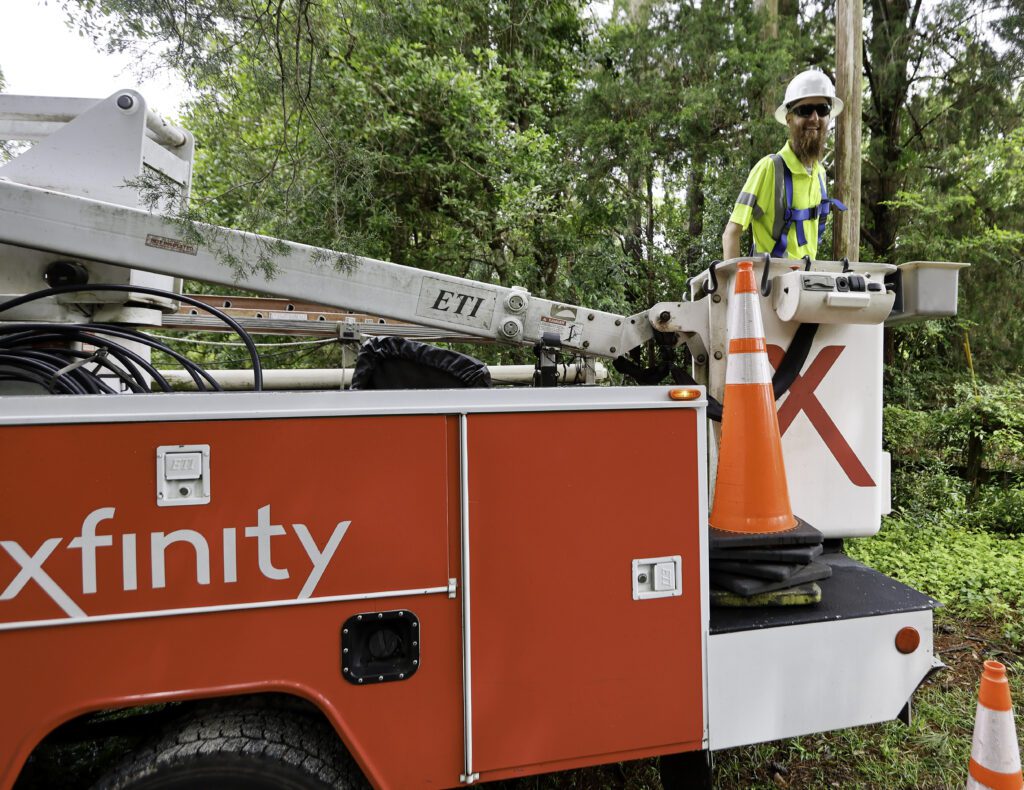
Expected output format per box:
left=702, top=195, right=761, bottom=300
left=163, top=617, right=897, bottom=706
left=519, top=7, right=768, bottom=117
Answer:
left=971, top=706, right=1023, bottom=775
left=725, top=353, right=772, bottom=385
left=727, top=292, right=765, bottom=340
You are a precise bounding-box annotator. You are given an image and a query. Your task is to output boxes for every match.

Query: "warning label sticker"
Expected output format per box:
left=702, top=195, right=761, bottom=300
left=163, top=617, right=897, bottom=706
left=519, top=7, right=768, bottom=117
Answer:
left=539, top=313, right=582, bottom=344
left=145, top=235, right=198, bottom=256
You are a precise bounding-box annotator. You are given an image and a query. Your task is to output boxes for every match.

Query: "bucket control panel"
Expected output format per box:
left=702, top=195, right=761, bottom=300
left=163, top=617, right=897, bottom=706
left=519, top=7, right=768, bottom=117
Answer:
left=773, top=270, right=895, bottom=324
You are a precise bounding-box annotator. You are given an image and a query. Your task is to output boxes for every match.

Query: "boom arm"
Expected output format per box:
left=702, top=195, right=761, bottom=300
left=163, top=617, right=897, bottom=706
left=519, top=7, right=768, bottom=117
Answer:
left=0, top=179, right=653, bottom=358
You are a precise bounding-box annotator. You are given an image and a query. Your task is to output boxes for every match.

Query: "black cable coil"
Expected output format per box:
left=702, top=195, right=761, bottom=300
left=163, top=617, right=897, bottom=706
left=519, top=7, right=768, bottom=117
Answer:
left=0, top=283, right=263, bottom=394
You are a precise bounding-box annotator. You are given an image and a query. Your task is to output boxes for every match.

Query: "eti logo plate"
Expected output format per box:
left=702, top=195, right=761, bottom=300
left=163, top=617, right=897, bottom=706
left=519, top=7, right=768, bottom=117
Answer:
left=416, top=277, right=496, bottom=330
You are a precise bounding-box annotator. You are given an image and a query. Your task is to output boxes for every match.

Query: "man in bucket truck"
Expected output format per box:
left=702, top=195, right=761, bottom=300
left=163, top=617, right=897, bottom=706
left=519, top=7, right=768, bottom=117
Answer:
left=722, top=68, right=847, bottom=261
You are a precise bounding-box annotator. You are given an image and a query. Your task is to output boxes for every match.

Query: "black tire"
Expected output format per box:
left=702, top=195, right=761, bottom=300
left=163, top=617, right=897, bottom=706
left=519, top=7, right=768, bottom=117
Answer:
left=92, top=703, right=365, bottom=790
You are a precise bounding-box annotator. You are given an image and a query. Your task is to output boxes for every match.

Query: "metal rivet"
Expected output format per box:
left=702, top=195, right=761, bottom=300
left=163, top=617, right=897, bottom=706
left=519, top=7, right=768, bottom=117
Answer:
left=588, top=313, right=594, bottom=320
left=358, top=678, right=364, bottom=684
left=343, top=667, right=349, bottom=673
left=582, top=341, right=590, bottom=349
left=116, top=94, right=134, bottom=110
left=343, top=648, right=348, bottom=654
left=659, top=310, right=671, bottom=323
left=610, top=346, right=616, bottom=353
left=714, top=351, right=723, bottom=360
left=398, top=611, right=404, bottom=617
left=413, top=641, right=418, bottom=647
left=357, top=615, right=363, bottom=621
left=399, top=673, right=405, bottom=679
left=638, top=573, right=648, bottom=584
left=696, top=354, right=707, bottom=365
left=412, top=622, right=418, bottom=628
left=378, top=675, right=384, bottom=681
left=413, top=659, right=419, bottom=665
left=712, top=294, right=722, bottom=303
left=378, top=612, right=383, bottom=619
left=343, top=628, right=349, bottom=634
left=614, top=319, right=622, bottom=326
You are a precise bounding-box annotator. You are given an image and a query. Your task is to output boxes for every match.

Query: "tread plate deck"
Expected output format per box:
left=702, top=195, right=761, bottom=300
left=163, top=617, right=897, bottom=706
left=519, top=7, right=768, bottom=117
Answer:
left=709, top=553, right=940, bottom=635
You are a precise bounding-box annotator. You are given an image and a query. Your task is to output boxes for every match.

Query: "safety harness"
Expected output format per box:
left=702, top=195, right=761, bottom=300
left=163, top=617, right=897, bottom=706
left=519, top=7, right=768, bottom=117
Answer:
left=764, top=154, right=847, bottom=258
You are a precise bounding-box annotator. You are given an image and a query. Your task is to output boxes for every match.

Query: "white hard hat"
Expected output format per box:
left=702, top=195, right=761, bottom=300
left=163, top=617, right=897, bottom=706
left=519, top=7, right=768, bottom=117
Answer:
left=774, top=69, right=844, bottom=125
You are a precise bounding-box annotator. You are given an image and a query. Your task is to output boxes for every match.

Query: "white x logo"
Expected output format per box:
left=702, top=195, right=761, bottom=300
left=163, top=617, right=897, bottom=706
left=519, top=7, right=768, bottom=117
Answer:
left=1, top=539, right=85, bottom=618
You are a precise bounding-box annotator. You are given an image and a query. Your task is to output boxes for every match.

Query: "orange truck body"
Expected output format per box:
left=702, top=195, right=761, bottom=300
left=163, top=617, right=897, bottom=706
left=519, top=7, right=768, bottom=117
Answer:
left=0, top=389, right=706, bottom=788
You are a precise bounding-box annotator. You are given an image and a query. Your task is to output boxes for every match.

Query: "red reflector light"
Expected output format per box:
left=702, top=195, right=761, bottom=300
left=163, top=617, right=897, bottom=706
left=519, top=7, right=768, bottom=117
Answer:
left=669, top=388, right=701, bottom=402
left=895, top=626, right=921, bottom=654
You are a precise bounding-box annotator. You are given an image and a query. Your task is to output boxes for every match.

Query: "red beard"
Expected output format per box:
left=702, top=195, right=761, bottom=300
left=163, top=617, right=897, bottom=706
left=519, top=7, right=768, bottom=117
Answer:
left=791, top=125, right=826, bottom=164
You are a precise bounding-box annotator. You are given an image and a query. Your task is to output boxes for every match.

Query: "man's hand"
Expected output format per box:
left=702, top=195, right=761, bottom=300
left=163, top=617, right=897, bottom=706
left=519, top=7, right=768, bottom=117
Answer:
left=722, top=221, right=743, bottom=260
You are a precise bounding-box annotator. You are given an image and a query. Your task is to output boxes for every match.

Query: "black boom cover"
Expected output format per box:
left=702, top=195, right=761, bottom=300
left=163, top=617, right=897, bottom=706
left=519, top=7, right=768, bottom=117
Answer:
left=349, top=337, right=492, bottom=390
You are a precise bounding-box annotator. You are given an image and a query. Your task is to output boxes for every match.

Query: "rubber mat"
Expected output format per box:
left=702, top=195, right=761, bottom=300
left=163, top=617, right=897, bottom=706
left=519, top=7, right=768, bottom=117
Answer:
left=710, top=559, right=805, bottom=581
left=710, top=560, right=832, bottom=596
left=709, top=543, right=823, bottom=563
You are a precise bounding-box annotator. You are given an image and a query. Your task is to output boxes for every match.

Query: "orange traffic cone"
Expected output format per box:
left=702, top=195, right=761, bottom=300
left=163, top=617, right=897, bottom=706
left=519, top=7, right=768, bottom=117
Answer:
left=967, top=660, right=1023, bottom=790
left=709, top=260, right=797, bottom=535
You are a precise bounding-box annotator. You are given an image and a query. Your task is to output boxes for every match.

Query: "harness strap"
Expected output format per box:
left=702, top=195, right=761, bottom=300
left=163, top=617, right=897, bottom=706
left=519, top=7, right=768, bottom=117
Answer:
left=769, top=165, right=847, bottom=257
left=817, top=173, right=847, bottom=243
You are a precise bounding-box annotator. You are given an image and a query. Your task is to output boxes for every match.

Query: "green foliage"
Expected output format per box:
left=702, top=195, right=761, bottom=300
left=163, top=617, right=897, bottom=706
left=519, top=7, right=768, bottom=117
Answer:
left=47, top=0, right=1024, bottom=354
left=54, top=0, right=1024, bottom=378
left=858, top=381, right=1024, bottom=647
left=885, top=379, right=1024, bottom=539
left=883, top=124, right=1024, bottom=379
left=0, top=66, right=18, bottom=162
left=849, top=517, right=1024, bottom=618
left=861, top=0, right=1021, bottom=262
left=970, top=485, right=1024, bottom=537
left=570, top=0, right=808, bottom=304
left=54, top=0, right=794, bottom=319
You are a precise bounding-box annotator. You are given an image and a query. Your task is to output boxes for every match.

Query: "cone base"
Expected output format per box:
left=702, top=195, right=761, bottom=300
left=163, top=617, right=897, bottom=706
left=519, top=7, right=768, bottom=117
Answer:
left=709, top=517, right=823, bottom=550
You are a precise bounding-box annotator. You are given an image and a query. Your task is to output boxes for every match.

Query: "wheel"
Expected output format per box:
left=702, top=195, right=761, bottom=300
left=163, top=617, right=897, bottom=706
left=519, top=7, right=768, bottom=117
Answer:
left=92, top=702, right=364, bottom=790
left=659, top=749, right=713, bottom=790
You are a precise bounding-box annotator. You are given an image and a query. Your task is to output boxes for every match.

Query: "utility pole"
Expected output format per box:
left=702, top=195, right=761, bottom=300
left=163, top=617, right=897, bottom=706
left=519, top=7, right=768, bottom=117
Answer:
left=834, top=0, right=863, bottom=261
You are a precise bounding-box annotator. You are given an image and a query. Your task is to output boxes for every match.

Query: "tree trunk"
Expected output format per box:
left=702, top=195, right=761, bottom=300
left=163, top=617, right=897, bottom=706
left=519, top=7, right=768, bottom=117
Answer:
left=863, top=0, right=916, bottom=262
left=687, top=157, right=706, bottom=269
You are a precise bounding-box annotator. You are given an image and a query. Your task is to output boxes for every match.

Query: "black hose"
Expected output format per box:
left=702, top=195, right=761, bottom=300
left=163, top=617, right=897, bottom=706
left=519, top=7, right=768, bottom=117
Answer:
left=0, top=324, right=175, bottom=392
left=0, top=352, right=85, bottom=394
left=0, top=327, right=153, bottom=389
left=0, top=284, right=262, bottom=390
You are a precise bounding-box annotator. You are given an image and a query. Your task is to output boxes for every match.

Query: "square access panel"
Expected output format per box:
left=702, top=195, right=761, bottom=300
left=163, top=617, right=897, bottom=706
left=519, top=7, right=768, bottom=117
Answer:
left=156, top=444, right=210, bottom=506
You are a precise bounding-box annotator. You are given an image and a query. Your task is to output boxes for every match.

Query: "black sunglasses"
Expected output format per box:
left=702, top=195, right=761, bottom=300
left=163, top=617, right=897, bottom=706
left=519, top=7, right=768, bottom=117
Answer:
left=791, top=103, right=832, bottom=119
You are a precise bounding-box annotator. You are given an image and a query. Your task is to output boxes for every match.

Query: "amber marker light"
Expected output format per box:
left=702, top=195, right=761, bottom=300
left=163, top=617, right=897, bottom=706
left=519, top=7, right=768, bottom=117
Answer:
left=669, top=388, right=702, bottom=401
left=895, top=626, right=921, bottom=654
